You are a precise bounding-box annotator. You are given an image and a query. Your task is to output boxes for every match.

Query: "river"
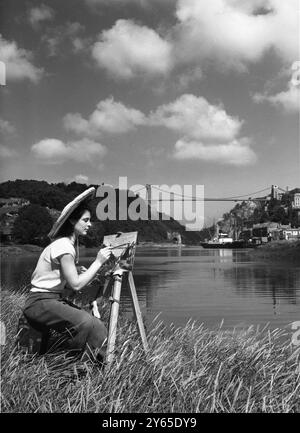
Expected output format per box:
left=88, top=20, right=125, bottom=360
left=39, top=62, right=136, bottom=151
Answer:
left=1, top=246, right=299, bottom=331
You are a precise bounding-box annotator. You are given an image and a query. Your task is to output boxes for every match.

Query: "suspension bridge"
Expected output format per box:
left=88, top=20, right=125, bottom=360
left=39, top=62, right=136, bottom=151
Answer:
left=132, top=184, right=288, bottom=204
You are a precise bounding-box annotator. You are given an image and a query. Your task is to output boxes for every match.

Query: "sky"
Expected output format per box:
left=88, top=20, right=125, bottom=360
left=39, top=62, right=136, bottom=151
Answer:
left=0, top=0, right=299, bottom=225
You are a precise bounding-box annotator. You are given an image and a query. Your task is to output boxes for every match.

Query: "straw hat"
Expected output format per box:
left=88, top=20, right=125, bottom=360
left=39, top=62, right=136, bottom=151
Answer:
left=48, top=187, right=96, bottom=239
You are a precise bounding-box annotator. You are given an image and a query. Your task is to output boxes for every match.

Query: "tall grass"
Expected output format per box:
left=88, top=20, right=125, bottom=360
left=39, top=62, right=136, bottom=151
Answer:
left=1, top=288, right=299, bottom=413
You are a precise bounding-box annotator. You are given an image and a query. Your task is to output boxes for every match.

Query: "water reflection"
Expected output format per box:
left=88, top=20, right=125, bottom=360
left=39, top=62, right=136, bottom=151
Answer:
left=222, top=265, right=299, bottom=305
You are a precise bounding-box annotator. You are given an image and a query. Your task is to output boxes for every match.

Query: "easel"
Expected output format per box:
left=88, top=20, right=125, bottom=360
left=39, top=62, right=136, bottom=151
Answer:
left=93, top=232, right=148, bottom=365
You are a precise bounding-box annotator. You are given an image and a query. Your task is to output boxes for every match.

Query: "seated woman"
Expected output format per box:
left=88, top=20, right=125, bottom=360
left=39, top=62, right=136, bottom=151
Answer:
left=22, top=188, right=111, bottom=362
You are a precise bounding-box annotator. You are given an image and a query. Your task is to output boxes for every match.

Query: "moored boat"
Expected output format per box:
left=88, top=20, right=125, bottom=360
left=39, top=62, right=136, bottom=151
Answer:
left=200, top=239, right=251, bottom=249
left=200, top=232, right=255, bottom=249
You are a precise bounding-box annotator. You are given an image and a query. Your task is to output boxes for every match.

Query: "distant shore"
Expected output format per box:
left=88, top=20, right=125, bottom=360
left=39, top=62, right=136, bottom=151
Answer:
left=137, top=242, right=186, bottom=248
left=2, top=240, right=300, bottom=261
left=0, top=244, right=43, bottom=259
left=0, top=241, right=187, bottom=260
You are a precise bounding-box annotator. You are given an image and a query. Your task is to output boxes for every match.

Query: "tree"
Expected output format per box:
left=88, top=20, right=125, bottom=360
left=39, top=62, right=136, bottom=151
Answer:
left=270, top=206, right=289, bottom=224
left=12, top=204, right=53, bottom=246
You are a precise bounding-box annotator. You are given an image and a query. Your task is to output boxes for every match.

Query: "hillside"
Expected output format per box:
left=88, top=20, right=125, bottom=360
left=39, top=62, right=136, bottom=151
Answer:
left=0, top=179, right=203, bottom=245
left=219, top=192, right=300, bottom=238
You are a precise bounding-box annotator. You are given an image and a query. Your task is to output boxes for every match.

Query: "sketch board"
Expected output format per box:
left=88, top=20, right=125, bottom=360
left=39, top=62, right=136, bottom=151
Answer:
left=63, top=231, right=138, bottom=306
left=103, top=231, right=138, bottom=264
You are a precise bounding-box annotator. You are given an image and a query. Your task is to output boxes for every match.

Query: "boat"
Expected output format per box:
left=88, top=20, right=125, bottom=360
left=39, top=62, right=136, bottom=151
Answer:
left=200, top=229, right=255, bottom=249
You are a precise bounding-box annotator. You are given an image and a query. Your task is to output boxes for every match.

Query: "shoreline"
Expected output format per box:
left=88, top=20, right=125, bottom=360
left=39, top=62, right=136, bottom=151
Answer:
left=0, top=244, right=44, bottom=259
left=1, top=239, right=300, bottom=260
left=0, top=242, right=188, bottom=259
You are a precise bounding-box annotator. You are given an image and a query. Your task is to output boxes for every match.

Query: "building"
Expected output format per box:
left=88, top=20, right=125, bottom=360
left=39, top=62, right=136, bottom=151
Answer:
left=279, top=228, right=300, bottom=240
left=0, top=197, right=30, bottom=208
left=291, top=191, right=300, bottom=209
left=288, top=188, right=300, bottom=226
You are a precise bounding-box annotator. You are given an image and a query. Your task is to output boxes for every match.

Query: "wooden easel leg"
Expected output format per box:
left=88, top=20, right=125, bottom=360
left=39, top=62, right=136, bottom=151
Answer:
left=106, top=272, right=123, bottom=365
left=128, top=271, right=149, bottom=354
left=92, top=277, right=112, bottom=318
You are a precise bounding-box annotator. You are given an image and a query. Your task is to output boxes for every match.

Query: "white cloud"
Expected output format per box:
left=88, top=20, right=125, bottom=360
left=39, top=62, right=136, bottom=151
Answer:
left=73, top=174, right=89, bottom=184
left=87, top=1, right=298, bottom=83
left=64, top=97, right=146, bottom=136
left=0, top=144, right=18, bottom=158
left=0, top=118, right=15, bottom=135
left=174, top=0, right=298, bottom=72
left=61, top=92, right=256, bottom=166
left=254, top=82, right=300, bottom=113
left=150, top=94, right=242, bottom=142
left=173, top=138, right=257, bottom=166
left=31, top=138, right=107, bottom=164
left=268, top=0, right=299, bottom=63
left=150, top=93, right=256, bottom=165
left=0, top=35, right=43, bottom=82
left=92, top=19, right=172, bottom=79
left=28, top=4, right=54, bottom=28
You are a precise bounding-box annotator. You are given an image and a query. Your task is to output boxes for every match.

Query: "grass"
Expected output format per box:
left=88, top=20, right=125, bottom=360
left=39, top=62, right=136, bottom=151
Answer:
left=1, top=288, right=300, bottom=413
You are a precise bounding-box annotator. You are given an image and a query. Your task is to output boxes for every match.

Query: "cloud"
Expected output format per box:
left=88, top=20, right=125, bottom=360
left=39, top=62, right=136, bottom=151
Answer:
left=0, top=118, right=15, bottom=135
left=87, top=1, right=297, bottom=83
left=92, top=19, right=172, bottom=79
left=0, top=35, right=43, bottom=82
left=150, top=93, right=256, bottom=165
left=150, top=94, right=242, bottom=142
left=31, top=138, right=107, bottom=164
left=253, top=81, right=300, bottom=112
left=28, top=4, right=54, bottom=28
left=173, top=0, right=298, bottom=72
left=173, top=138, right=257, bottom=166
left=64, top=97, right=146, bottom=136
left=62, top=92, right=256, bottom=165
left=0, top=144, right=18, bottom=158
left=73, top=174, right=89, bottom=184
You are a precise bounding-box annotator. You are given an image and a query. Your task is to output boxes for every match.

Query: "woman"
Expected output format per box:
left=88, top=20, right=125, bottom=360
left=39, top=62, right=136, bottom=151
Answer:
left=23, top=191, right=111, bottom=362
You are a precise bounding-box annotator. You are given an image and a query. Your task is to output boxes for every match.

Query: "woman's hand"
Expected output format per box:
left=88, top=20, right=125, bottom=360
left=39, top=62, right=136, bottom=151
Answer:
left=61, top=247, right=112, bottom=292
left=96, top=246, right=112, bottom=266
left=78, top=265, right=87, bottom=274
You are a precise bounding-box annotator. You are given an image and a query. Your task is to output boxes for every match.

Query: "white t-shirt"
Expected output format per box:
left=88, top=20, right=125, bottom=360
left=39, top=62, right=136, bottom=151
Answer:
left=30, top=237, right=76, bottom=293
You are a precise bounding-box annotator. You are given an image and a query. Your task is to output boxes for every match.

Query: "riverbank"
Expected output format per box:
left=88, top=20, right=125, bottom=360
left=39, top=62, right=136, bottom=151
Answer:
left=137, top=242, right=185, bottom=248
left=1, top=289, right=299, bottom=413
left=250, top=240, right=300, bottom=262
left=0, top=241, right=185, bottom=260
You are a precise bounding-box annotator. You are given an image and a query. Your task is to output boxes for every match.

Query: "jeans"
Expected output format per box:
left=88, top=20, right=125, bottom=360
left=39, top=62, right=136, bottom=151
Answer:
left=23, top=291, right=107, bottom=359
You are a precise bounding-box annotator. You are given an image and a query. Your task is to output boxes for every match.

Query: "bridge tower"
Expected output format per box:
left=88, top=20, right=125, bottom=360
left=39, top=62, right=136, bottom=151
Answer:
left=271, top=185, right=279, bottom=200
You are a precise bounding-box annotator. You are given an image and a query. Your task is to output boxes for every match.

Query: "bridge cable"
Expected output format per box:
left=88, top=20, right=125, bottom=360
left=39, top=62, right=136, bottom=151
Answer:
left=150, top=185, right=271, bottom=201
